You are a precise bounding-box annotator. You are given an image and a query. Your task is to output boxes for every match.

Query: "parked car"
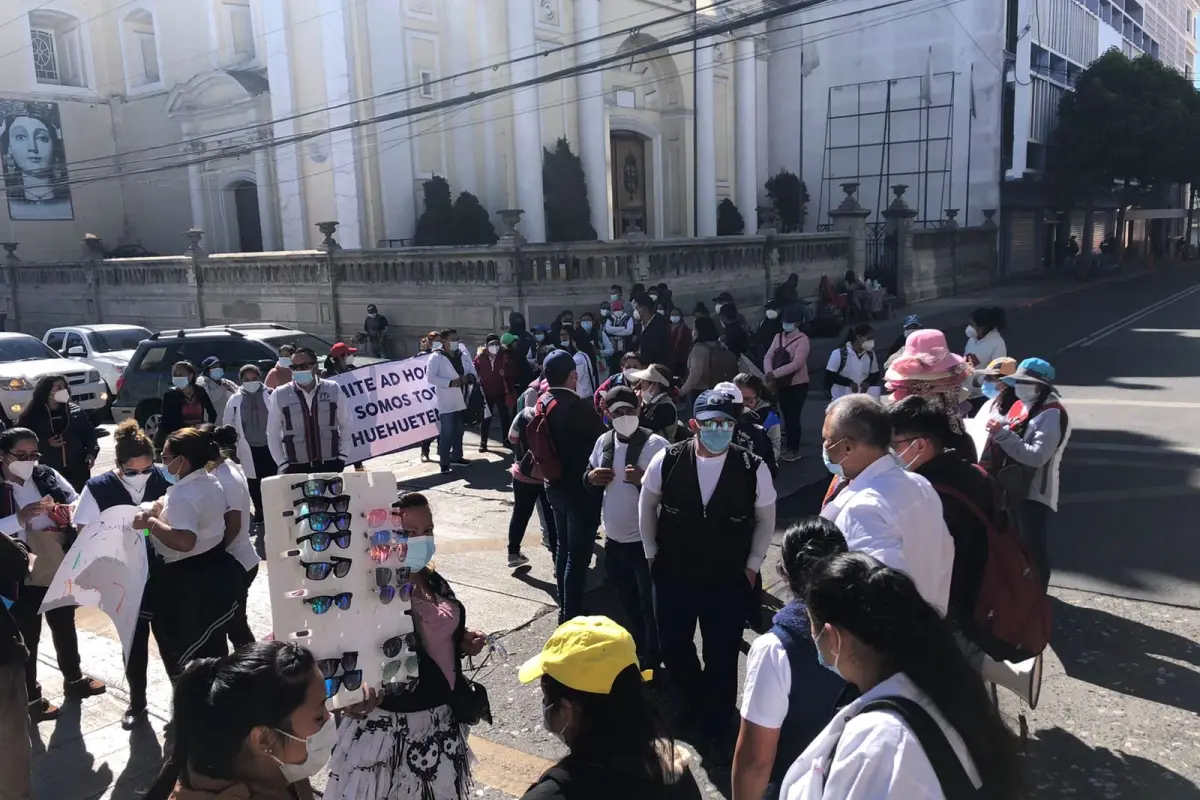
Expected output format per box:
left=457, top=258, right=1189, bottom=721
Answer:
left=113, top=324, right=334, bottom=440
left=44, top=324, right=153, bottom=399
left=0, top=333, right=108, bottom=424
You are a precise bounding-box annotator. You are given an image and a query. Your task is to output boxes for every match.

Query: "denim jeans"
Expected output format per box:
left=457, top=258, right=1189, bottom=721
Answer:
left=546, top=486, right=600, bottom=623
left=509, top=479, right=557, bottom=556
left=438, top=410, right=465, bottom=467
left=604, top=539, right=659, bottom=668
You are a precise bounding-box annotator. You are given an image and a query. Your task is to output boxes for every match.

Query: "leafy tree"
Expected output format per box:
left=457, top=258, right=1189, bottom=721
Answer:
left=412, top=175, right=455, bottom=246
left=543, top=137, right=598, bottom=242
left=765, top=169, right=810, bottom=233
left=717, top=198, right=745, bottom=236
left=451, top=191, right=498, bottom=245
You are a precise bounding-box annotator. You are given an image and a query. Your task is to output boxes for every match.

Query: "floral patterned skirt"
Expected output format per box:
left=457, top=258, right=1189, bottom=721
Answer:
left=324, top=704, right=473, bottom=800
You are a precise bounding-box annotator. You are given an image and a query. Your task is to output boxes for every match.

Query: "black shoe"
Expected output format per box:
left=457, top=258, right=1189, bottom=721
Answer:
left=452, top=458, right=472, bottom=466
left=29, top=697, right=61, bottom=722
left=121, top=705, right=149, bottom=730
left=63, top=675, right=107, bottom=698
left=440, top=466, right=452, bottom=474
left=478, top=443, right=489, bottom=453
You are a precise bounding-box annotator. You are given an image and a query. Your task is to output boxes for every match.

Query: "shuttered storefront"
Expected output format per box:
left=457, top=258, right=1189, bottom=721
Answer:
left=1005, top=211, right=1039, bottom=275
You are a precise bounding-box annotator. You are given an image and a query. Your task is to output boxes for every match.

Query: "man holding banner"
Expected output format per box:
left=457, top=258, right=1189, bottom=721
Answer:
left=267, top=347, right=353, bottom=474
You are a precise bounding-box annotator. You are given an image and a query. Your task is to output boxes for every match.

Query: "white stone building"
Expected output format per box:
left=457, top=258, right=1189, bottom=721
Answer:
left=0, top=0, right=774, bottom=261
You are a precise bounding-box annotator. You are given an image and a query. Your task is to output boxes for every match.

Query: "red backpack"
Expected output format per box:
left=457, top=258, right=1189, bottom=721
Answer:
left=526, top=392, right=564, bottom=483
left=933, top=469, right=1051, bottom=663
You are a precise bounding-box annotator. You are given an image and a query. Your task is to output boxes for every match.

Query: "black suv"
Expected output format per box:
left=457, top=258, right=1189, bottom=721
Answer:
left=113, top=324, right=333, bottom=439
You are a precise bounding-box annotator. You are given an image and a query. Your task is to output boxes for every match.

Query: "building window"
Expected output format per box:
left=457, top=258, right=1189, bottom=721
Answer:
left=419, top=70, right=434, bottom=99
left=226, top=0, right=256, bottom=62
left=122, top=9, right=161, bottom=88
left=29, top=11, right=87, bottom=87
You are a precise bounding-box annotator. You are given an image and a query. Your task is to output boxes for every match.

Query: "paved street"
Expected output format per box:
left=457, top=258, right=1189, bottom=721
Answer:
left=27, top=264, right=1200, bottom=799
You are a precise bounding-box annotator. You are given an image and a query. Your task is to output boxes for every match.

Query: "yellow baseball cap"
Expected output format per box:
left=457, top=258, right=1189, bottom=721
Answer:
left=977, top=356, right=1018, bottom=377
left=518, top=616, right=653, bottom=694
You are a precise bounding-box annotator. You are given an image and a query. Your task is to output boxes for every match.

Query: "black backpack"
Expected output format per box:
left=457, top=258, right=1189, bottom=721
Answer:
left=600, top=428, right=650, bottom=473
left=824, top=344, right=876, bottom=398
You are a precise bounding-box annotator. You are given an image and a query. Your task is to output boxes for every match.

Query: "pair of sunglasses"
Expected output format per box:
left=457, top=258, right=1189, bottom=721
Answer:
left=381, top=633, right=416, bottom=659
left=299, top=512, right=353, bottom=533
left=316, top=651, right=358, bottom=678
left=297, top=531, right=352, bottom=552
left=375, top=566, right=412, bottom=587
left=382, top=653, right=419, bottom=683
left=302, top=557, right=352, bottom=581
left=121, top=465, right=156, bottom=478
left=292, top=477, right=345, bottom=498
left=318, top=651, right=363, bottom=698
left=304, top=592, right=353, bottom=615
left=294, top=495, right=351, bottom=516
left=376, top=583, right=414, bottom=605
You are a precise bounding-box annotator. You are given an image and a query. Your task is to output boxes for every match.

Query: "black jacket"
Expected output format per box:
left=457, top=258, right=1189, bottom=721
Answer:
left=379, top=569, right=468, bottom=715
left=522, top=744, right=703, bottom=800
left=155, top=386, right=217, bottom=451
left=637, top=315, right=671, bottom=368
left=19, top=402, right=98, bottom=477
left=0, top=533, right=29, bottom=666
left=915, top=452, right=993, bottom=624
left=546, top=388, right=606, bottom=492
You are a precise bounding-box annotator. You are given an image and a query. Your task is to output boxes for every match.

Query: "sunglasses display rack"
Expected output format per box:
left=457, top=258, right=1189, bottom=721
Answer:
left=260, top=471, right=418, bottom=711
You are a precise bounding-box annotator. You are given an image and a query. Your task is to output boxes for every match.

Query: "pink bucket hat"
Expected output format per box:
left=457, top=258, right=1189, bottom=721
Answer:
left=884, top=329, right=970, bottom=388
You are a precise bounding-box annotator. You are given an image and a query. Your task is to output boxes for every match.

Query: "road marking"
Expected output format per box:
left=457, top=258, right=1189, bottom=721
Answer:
left=1063, top=398, right=1200, bottom=409
left=1070, top=442, right=1200, bottom=457
left=1058, top=283, right=1200, bottom=351
left=1128, top=328, right=1200, bottom=338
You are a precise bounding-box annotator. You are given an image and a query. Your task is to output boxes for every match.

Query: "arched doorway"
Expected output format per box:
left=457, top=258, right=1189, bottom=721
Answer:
left=611, top=133, right=648, bottom=236
left=229, top=180, right=263, bottom=252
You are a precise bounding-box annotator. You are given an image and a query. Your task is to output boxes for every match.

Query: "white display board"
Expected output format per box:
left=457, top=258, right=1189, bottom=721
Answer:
left=262, top=471, right=417, bottom=710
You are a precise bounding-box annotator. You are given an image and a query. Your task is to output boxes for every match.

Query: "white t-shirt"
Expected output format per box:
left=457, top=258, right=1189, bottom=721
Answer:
left=156, top=468, right=228, bottom=563
left=825, top=346, right=881, bottom=402
left=0, top=469, right=78, bottom=542
left=740, top=632, right=791, bottom=728
left=587, top=431, right=669, bottom=543
left=642, top=448, right=777, bottom=508
left=212, top=461, right=257, bottom=571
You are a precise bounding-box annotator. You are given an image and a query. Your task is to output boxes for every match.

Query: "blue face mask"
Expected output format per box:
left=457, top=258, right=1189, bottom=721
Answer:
left=293, top=370, right=315, bottom=386
left=782, top=322, right=797, bottom=333
left=209, top=368, right=225, bottom=381
left=822, top=439, right=847, bottom=479
left=171, top=376, right=189, bottom=389
left=159, top=460, right=179, bottom=485
left=581, top=321, right=593, bottom=332
left=535, top=333, right=545, bottom=343
left=402, top=536, right=436, bottom=571
left=698, top=427, right=734, bottom=454
left=813, top=629, right=844, bottom=678
left=981, top=381, right=1000, bottom=399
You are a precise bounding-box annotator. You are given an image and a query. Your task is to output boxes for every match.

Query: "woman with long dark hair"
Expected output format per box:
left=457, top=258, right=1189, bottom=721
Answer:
left=72, top=419, right=171, bottom=728
left=519, top=616, right=702, bottom=799
left=777, top=553, right=1021, bottom=799
left=155, top=360, right=216, bottom=452
left=144, top=641, right=329, bottom=800
left=200, top=423, right=258, bottom=648
left=18, top=374, right=98, bottom=491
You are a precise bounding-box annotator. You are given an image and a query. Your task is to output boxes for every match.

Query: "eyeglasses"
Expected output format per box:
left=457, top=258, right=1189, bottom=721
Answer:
left=382, top=653, right=420, bottom=683
left=302, top=557, right=353, bottom=581
left=294, top=495, right=351, bottom=515
left=297, top=531, right=352, bottom=552
left=292, top=477, right=345, bottom=498
left=304, top=592, right=353, bottom=615
left=121, top=465, right=156, bottom=478
left=298, top=512, right=353, bottom=533
left=7, top=452, right=39, bottom=462
left=316, top=651, right=358, bottom=678
left=381, top=633, right=417, bottom=659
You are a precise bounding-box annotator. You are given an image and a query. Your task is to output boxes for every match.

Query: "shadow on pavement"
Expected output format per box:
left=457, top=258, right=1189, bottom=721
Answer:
left=1024, top=726, right=1200, bottom=799
left=30, top=699, right=114, bottom=799
left=109, top=724, right=163, bottom=800
left=1051, top=597, right=1200, bottom=716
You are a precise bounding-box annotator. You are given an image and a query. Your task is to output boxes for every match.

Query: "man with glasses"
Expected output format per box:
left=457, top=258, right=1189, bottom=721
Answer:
left=267, top=347, right=352, bottom=474
left=638, top=390, right=776, bottom=764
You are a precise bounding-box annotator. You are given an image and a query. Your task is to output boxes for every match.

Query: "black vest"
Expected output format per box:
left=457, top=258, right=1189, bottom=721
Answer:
left=655, top=441, right=759, bottom=582
left=0, top=466, right=72, bottom=517
left=85, top=470, right=171, bottom=512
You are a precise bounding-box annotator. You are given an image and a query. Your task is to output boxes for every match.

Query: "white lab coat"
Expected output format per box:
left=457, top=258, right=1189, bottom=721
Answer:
left=222, top=389, right=270, bottom=478
left=426, top=347, right=477, bottom=415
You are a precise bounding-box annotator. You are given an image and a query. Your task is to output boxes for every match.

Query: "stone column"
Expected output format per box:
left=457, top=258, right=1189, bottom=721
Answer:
left=365, top=0, right=416, bottom=242
left=828, top=183, right=870, bottom=272
left=261, top=0, right=308, bottom=249
left=254, top=145, right=279, bottom=251
left=695, top=33, right=717, bottom=236
left=735, top=34, right=758, bottom=235
left=186, top=154, right=205, bottom=233
left=883, top=185, right=917, bottom=305
left=508, top=0, right=546, bottom=243
left=319, top=0, right=363, bottom=249
left=576, top=0, right=610, bottom=239
left=447, top=0, right=479, bottom=197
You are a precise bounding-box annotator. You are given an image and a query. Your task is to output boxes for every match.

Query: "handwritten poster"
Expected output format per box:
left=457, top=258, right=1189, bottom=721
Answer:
left=40, top=507, right=147, bottom=666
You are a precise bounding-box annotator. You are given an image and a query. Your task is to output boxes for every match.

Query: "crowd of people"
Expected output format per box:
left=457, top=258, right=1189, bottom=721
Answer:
left=0, top=283, right=1072, bottom=800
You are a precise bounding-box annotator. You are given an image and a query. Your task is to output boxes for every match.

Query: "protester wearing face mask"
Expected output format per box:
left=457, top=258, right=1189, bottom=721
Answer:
left=823, top=324, right=880, bottom=402
left=17, top=374, right=98, bottom=491
left=72, top=419, right=171, bottom=729
left=322, top=342, right=357, bottom=377
left=427, top=330, right=478, bottom=473
left=156, top=360, right=217, bottom=453
left=519, top=616, right=702, bottom=800
left=265, top=348, right=351, bottom=475
left=733, top=517, right=849, bottom=800
left=131, top=427, right=245, bottom=683
left=364, top=303, right=391, bottom=358
left=889, top=397, right=1044, bottom=711
left=629, top=364, right=679, bottom=442
left=633, top=293, right=670, bottom=368
left=973, top=357, right=1018, bottom=421
left=963, top=307, right=1008, bottom=413
left=765, top=307, right=812, bottom=461
left=570, top=326, right=601, bottom=401
left=666, top=307, right=692, bottom=379
left=142, top=641, right=331, bottom=800
left=586, top=388, right=669, bottom=670
left=639, top=391, right=776, bottom=761
left=0, top=427, right=105, bottom=723
left=755, top=300, right=783, bottom=366
left=579, top=312, right=614, bottom=380
left=222, top=364, right=276, bottom=532
left=266, top=344, right=296, bottom=390
left=984, top=359, right=1069, bottom=590
left=532, top=324, right=551, bottom=352
left=324, top=492, right=488, bottom=800
left=604, top=302, right=636, bottom=376
left=776, top=554, right=1021, bottom=800
left=592, top=351, right=645, bottom=418
left=551, top=310, right=576, bottom=345
left=198, top=357, right=239, bottom=422
left=728, top=375, right=781, bottom=471
left=884, top=330, right=977, bottom=462
left=818, top=395, right=955, bottom=615
left=473, top=334, right=518, bottom=453
left=507, top=381, right=559, bottom=568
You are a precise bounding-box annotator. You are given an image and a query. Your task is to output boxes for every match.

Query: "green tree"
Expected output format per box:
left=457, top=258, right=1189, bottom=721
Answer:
left=764, top=169, right=810, bottom=233
left=451, top=191, right=498, bottom=245
left=412, top=175, right=455, bottom=246
left=543, top=137, right=598, bottom=242
left=717, top=198, right=745, bottom=236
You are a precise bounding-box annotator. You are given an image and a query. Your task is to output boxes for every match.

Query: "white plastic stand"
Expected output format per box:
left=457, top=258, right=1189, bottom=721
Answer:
left=261, top=471, right=417, bottom=710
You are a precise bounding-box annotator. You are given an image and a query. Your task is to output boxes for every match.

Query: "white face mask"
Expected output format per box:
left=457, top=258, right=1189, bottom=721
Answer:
left=861, top=339, right=876, bottom=352
left=52, top=389, right=70, bottom=404
left=669, top=315, right=682, bottom=324
left=431, top=341, right=444, bottom=351
left=612, top=415, right=640, bottom=437
left=121, top=471, right=152, bottom=499
left=344, top=356, right=355, bottom=367
left=714, top=303, right=725, bottom=314
left=7, top=459, right=35, bottom=481
left=632, top=309, right=641, bottom=321
left=271, top=716, right=337, bottom=783
left=765, top=309, right=779, bottom=320
left=965, top=325, right=978, bottom=340
left=1015, top=384, right=1041, bottom=404
left=487, top=345, right=500, bottom=355
left=242, top=381, right=262, bottom=394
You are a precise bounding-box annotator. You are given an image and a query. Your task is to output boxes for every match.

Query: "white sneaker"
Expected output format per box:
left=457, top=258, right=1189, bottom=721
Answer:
left=507, top=552, right=530, bottom=569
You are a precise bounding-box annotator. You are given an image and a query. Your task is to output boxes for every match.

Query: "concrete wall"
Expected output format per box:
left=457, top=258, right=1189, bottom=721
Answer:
left=907, top=226, right=997, bottom=303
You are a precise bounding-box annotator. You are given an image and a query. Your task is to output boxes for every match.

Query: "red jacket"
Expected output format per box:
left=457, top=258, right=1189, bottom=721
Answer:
left=473, top=350, right=519, bottom=402
left=668, top=322, right=693, bottom=374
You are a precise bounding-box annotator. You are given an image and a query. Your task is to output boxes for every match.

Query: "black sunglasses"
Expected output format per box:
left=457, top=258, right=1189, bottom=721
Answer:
left=302, top=557, right=353, bottom=581
left=121, top=465, right=157, bottom=478
left=293, top=495, right=351, bottom=515
left=324, top=670, right=363, bottom=698
left=292, top=477, right=345, bottom=498
left=298, top=512, right=353, bottom=533
left=381, top=633, right=417, bottom=659
left=316, top=651, right=358, bottom=679
left=296, top=531, right=352, bottom=552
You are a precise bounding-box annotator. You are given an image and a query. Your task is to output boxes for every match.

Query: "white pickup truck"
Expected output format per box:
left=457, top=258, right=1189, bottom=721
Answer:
left=44, top=324, right=152, bottom=399
left=0, top=333, right=108, bottom=424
